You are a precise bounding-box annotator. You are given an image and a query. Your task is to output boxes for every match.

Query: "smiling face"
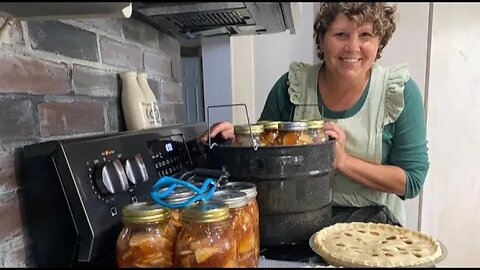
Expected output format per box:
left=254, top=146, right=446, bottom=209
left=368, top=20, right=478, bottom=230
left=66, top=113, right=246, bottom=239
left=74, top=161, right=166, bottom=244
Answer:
left=318, top=13, right=380, bottom=82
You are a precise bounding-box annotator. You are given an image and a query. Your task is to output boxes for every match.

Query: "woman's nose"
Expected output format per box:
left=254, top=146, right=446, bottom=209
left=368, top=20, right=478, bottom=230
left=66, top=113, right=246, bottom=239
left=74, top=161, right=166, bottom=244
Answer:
left=344, top=36, right=360, bottom=52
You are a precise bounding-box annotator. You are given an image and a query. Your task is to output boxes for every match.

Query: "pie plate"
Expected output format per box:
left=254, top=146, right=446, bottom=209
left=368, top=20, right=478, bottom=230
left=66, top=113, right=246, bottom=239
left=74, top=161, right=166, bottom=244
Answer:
left=309, top=230, right=448, bottom=268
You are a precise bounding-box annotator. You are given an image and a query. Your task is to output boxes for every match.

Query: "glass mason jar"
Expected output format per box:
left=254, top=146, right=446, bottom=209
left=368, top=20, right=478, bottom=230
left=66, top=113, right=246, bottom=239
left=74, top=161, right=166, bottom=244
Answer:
left=211, top=190, right=256, bottom=267
left=259, top=121, right=281, bottom=146
left=222, top=182, right=260, bottom=266
left=306, top=120, right=327, bottom=144
left=157, top=185, right=195, bottom=235
left=233, top=124, right=266, bottom=147
left=274, top=121, right=313, bottom=146
left=116, top=202, right=176, bottom=268
left=175, top=201, right=237, bottom=267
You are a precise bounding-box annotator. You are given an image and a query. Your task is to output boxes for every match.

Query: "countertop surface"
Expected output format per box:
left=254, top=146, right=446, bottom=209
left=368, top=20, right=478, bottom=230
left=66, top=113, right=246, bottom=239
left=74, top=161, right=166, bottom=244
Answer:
left=258, top=258, right=329, bottom=268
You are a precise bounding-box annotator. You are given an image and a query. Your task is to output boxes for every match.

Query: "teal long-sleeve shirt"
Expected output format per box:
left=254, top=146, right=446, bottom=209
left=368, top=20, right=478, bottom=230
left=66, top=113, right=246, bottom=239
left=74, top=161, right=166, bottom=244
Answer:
left=259, top=72, right=429, bottom=199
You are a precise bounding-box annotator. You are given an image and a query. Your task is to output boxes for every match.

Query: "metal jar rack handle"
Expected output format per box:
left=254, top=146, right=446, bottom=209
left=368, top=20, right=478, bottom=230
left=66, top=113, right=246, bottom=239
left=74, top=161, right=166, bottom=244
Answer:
left=206, top=103, right=259, bottom=151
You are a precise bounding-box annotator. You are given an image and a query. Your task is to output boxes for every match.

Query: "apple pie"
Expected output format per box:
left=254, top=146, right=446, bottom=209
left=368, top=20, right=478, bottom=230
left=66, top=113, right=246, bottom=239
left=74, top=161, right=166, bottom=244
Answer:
left=312, top=222, right=443, bottom=267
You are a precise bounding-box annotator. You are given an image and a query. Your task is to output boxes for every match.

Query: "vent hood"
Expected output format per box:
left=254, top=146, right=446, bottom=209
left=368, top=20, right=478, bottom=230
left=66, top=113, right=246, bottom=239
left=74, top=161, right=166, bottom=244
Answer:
left=0, top=2, right=132, bottom=20
left=132, top=2, right=296, bottom=40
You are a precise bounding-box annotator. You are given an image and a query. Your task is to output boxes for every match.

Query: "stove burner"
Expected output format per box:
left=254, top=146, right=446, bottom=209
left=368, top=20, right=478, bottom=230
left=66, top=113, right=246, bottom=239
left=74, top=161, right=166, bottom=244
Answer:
left=260, top=243, right=325, bottom=264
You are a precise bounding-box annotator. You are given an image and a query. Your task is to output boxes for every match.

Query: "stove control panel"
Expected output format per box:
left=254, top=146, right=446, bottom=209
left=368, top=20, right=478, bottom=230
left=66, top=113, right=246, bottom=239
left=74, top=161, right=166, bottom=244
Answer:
left=148, top=134, right=192, bottom=179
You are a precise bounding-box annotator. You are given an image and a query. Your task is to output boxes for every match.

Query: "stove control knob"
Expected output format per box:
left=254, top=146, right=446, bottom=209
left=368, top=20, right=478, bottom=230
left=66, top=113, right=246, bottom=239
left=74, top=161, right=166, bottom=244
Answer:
left=95, top=159, right=129, bottom=195
left=125, top=154, right=149, bottom=185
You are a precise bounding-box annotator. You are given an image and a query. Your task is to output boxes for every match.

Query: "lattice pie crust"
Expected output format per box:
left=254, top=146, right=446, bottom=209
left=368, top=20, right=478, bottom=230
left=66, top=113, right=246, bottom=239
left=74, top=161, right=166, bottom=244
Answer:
left=313, top=222, right=442, bottom=267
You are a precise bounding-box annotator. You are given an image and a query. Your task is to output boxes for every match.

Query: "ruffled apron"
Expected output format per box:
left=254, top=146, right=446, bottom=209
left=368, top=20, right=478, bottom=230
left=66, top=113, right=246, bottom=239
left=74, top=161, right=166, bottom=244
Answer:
left=287, top=60, right=410, bottom=226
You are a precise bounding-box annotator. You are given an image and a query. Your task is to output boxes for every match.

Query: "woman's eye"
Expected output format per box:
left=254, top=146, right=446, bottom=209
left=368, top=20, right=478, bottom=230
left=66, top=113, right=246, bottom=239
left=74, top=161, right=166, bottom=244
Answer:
left=360, top=32, right=373, bottom=38
left=335, top=32, right=348, bottom=38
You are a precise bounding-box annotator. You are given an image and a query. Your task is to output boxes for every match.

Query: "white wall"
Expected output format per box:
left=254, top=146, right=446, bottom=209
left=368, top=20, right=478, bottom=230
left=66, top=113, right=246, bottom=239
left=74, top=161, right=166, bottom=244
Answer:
left=378, top=3, right=430, bottom=99
left=377, top=2, right=430, bottom=231
left=230, top=35, right=255, bottom=124
left=253, top=2, right=317, bottom=121
left=201, top=36, right=233, bottom=125
left=421, top=3, right=480, bottom=267
left=230, top=2, right=317, bottom=122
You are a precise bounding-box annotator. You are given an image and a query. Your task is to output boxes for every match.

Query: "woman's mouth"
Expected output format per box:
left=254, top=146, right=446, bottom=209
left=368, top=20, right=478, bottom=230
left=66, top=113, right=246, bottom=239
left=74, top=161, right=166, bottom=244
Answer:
left=340, top=58, right=360, bottom=63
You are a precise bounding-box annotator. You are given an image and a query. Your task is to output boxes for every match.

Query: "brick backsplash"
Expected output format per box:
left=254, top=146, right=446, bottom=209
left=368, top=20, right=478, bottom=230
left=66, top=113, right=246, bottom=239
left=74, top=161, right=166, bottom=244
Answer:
left=0, top=55, right=70, bottom=95
left=28, top=21, right=99, bottom=62
left=72, top=64, right=118, bottom=97
left=0, top=16, right=185, bottom=267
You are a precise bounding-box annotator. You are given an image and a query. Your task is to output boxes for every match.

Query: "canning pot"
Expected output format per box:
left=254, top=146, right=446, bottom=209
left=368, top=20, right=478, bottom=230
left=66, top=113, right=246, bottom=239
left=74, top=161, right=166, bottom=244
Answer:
left=204, top=138, right=336, bottom=246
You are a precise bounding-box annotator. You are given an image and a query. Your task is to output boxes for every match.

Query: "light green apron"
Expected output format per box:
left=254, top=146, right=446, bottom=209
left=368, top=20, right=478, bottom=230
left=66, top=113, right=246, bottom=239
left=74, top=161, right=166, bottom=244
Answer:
left=287, top=60, right=410, bottom=226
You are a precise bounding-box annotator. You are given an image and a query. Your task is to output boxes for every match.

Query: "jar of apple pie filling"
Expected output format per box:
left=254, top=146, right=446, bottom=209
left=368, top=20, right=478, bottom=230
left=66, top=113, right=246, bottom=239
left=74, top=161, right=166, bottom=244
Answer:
left=222, top=182, right=260, bottom=266
left=306, top=119, right=327, bottom=144
left=175, top=201, right=237, bottom=267
left=260, top=121, right=281, bottom=146
left=157, top=185, right=195, bottom=235
left=116, top=202, right=176, bottom=268
left=233, top=124, right=266, bottom=147
left=211, top=190, right=256, bottom=267
left=275, top=121, right=313, bottom=146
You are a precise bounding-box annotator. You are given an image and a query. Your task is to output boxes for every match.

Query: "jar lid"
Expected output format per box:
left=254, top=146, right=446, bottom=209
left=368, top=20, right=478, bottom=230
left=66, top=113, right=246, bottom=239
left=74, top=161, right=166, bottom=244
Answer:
left=279, top=121, right=308, bottom=131
left=157, top=185, right=195, bottom=204
left=307, top=120, right=324, bottom=129
left=261, top=121, right=281, bottom=130
left=122, top=201, right=170, bottom=224
left=223, top=182, right=257, bottom=200
left=211, top=190, right=248, bottom=208
left=234, top=124, right=264, bottom=134
left=182, top=201, right=230, bottom=223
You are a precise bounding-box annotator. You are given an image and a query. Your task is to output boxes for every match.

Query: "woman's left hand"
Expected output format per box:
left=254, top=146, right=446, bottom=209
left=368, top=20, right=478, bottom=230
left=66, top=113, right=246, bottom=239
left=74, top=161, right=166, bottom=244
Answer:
left=323, top=121, right=349, bottom=171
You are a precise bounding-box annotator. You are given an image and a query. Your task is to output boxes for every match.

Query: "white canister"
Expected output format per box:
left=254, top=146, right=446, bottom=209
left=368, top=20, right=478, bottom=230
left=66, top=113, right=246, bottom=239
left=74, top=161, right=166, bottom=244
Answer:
left=137, top=72, right=161, bottom=127
left=120, top=71, right=150, bottom=130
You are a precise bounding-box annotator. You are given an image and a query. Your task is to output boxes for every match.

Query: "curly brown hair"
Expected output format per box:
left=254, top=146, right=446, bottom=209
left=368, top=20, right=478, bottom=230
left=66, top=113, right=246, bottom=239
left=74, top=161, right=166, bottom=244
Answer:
left=313, top=2, right=397, bottom=60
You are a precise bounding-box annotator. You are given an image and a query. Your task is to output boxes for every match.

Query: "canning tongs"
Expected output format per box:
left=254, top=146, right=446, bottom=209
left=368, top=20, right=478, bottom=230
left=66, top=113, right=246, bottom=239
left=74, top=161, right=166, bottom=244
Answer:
left=150, top=176, right=217, bottom=208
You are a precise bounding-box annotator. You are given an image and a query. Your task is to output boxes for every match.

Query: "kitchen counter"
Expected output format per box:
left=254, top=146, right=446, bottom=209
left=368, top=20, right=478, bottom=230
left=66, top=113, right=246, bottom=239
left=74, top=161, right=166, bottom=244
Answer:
left=258, top=258, right=329, bottom=268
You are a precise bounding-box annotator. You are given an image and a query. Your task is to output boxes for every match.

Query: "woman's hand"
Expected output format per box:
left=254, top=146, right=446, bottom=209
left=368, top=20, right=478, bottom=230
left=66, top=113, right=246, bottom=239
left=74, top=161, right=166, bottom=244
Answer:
left=198, top=121, right=235, bottom=143
left=323, top=121, right=349, bottom=171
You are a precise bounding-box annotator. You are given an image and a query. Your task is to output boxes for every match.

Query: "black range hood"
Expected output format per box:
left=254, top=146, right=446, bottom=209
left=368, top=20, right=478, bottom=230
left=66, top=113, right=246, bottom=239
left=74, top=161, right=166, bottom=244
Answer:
left=132, top=2, right=295, bottom=40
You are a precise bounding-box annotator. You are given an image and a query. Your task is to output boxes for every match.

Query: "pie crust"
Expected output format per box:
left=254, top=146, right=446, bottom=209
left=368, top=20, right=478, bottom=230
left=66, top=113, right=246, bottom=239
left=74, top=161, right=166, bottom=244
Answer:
left=312, top=222, right=443, bottom=267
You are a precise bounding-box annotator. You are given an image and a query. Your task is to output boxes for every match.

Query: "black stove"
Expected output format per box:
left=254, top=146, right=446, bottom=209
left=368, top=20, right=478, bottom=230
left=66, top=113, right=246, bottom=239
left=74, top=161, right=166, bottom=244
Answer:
left=21, top=120, right=400, bottom=267
left=261, top=243, right=325, bottom=264
left=21, top=123, right=208, bottom=267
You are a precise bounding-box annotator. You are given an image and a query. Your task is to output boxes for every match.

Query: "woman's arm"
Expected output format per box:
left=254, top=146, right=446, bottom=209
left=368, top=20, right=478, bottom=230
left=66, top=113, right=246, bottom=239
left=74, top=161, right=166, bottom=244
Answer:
left=325, top=122, right=407, bottom=195
left=324, top=79, right=429, bottom=197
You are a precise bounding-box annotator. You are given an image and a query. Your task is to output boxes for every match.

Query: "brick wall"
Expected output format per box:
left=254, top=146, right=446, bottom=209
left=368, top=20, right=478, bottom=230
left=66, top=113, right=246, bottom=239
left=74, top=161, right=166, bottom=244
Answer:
left=0, top=16, right=184, bottom=267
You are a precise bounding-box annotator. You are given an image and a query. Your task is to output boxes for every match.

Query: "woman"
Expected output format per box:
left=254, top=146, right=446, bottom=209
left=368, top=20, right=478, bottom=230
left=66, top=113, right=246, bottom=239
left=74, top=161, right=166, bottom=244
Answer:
left=200, top=2, right=429, bottom=227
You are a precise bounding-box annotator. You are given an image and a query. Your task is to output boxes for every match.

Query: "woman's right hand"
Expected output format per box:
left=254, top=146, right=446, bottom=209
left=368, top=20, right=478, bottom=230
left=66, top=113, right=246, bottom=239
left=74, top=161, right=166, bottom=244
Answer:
left=198, top=121, right=235, bottom=144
